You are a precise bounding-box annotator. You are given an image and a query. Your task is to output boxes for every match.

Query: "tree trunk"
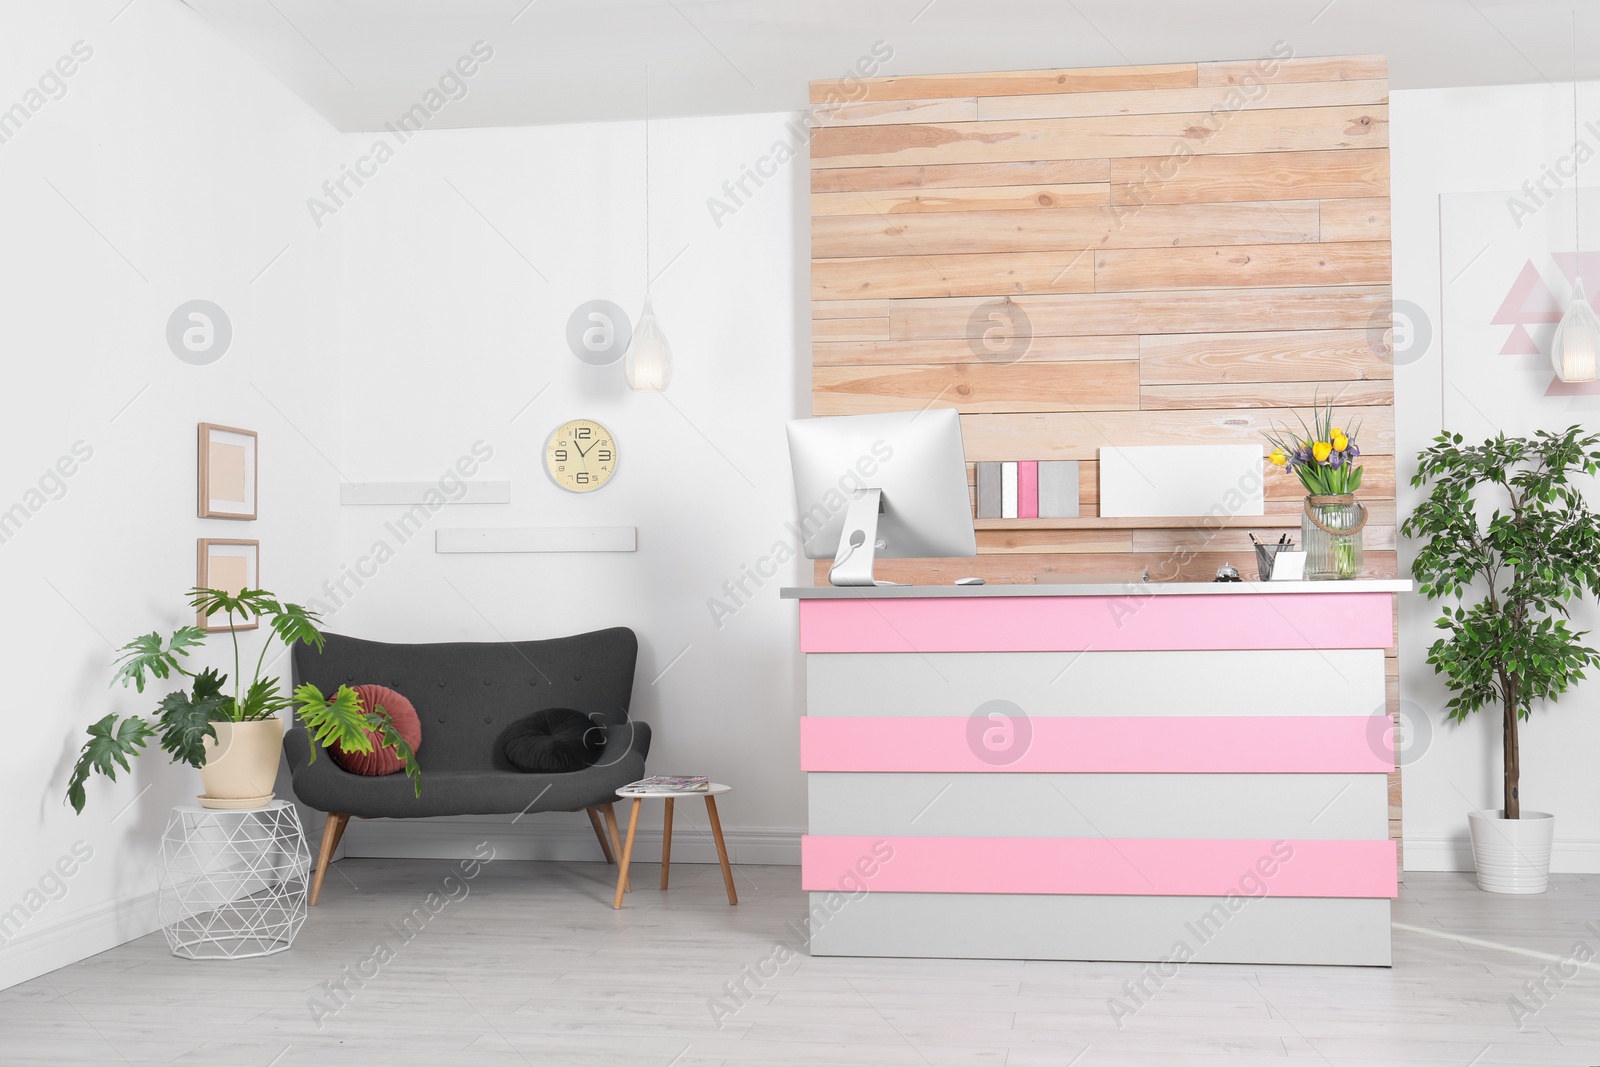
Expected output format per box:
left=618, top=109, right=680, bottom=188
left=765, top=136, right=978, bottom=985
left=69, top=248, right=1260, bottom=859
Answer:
left=1503, top=694, right=1521, bottom=819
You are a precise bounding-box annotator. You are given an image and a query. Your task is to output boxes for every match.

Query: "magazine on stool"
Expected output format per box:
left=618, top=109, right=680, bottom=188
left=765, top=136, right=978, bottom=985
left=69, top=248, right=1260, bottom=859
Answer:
left=622, top=775, right=709, bottom=793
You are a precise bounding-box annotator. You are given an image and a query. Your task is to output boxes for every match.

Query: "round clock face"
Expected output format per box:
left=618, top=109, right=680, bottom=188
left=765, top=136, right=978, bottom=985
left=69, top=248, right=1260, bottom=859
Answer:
left=545, top=418, right=618, bottom=493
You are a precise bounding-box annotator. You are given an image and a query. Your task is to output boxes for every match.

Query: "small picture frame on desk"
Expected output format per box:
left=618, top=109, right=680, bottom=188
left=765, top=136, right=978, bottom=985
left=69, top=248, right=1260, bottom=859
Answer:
left=1269, top=551, right=1307, bottom=581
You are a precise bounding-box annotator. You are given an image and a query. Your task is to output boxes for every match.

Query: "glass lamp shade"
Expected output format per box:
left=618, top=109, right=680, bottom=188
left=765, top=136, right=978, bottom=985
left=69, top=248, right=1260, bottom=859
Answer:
left=623, top=296, right=672, bottom=391
left=1552, top=279, right=1600, bottom=383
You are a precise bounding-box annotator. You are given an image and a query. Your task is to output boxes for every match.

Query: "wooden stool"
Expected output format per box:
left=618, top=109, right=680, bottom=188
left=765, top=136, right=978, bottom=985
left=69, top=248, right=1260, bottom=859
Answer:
left=611, top=783, right=736, bottom=909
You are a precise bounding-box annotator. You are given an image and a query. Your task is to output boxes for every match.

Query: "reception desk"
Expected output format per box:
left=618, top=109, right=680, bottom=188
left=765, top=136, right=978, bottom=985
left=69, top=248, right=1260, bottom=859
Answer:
left=780, top=580, right=1410, bottom=966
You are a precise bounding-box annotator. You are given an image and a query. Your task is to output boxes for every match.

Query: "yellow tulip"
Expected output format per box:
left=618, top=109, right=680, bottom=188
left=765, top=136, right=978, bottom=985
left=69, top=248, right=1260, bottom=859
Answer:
left=1269, top=449, right=1288, bottom=467
left=1312, top=440, right=1333, bottom=462
left=1332, top=429, right=1350, bottom=452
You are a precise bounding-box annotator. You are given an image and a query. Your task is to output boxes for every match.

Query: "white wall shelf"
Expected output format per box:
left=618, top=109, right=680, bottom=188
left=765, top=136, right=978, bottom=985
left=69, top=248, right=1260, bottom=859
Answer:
left=339, top=481, right=511, bottom=505
left=434, top=527, right=637, bottom=553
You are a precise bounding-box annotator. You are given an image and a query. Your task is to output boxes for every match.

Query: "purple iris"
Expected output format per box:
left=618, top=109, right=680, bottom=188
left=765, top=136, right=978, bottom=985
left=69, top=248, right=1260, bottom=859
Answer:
left=1330, top=450, right=1346, bottom=468
left=1348, top=443, right=1361, bottom=458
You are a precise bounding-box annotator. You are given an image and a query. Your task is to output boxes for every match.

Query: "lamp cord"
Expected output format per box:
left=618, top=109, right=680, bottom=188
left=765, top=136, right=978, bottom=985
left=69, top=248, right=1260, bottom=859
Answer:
left=640, top=67, right=646, bottom=294
left=1575, top=13, right=1581, bottom=284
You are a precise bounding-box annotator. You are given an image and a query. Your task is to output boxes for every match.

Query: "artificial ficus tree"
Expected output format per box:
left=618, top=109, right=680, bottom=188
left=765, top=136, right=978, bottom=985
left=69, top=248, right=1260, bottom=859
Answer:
left=1402, top=426, right=1600, bottom=818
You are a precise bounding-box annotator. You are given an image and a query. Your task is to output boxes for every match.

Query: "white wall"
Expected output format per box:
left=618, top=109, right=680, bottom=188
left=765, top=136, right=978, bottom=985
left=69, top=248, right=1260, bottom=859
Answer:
left=1392, top=82, right=1600, bottom=870
left=1, top=1, right=809, bottom=987
left=321, top=114, right=810, bottom=864
left=0, top=1, right=344, bottom=987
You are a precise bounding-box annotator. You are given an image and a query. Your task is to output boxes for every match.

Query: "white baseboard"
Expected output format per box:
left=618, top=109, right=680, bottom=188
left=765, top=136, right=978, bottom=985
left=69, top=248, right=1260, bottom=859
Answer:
left=0, top=888, right=161, bottom=991
left=1404, top=834, right=1600, bottom=873
left=341, top=815, right=804, bottom=866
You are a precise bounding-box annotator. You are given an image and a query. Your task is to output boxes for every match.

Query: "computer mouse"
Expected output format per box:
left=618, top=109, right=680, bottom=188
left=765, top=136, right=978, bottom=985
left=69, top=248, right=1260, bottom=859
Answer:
left=954, top=577, right=986, bottom=586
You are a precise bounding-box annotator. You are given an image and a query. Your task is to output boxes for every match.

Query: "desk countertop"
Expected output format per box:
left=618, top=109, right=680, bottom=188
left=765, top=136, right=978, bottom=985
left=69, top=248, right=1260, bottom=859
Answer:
left=780, top=579, right=1412, bottom=599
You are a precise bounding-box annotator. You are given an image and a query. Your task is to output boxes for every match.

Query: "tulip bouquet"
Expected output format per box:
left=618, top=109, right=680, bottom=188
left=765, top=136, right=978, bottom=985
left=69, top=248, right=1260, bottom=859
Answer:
left=1264, top=402, right=1364, bottom=494
left=1264, top=402, right=1367, bottom=579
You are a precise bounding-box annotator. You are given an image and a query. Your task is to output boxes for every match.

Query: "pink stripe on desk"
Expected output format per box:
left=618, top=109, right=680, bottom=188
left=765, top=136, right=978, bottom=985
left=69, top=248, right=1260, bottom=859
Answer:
left=1018, top=461, right=1038, bottom=519
left=798, top=592, right=1394, bottom=653
left=801, top=715, right=1392, bottom=773
left=802, top=836, right=1398, bottom=898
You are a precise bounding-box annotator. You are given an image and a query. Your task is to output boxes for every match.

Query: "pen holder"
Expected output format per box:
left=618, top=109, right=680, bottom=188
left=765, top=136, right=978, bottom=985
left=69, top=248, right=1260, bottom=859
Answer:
left=1254, top=542, right=1289, bottom=581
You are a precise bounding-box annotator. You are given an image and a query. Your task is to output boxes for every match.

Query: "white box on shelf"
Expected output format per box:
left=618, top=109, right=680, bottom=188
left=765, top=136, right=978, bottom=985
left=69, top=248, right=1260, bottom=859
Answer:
left=1098, top=445, right=1263, bottom=518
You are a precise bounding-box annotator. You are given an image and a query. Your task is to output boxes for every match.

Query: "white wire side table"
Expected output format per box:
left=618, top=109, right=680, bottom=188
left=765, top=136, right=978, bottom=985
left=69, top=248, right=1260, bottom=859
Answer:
left=156, top=801, right=311, bottom=960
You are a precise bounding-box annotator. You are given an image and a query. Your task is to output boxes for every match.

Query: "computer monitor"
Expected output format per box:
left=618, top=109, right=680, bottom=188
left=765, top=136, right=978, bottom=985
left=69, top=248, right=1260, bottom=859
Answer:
left=786, top=408, right=977, bottom=586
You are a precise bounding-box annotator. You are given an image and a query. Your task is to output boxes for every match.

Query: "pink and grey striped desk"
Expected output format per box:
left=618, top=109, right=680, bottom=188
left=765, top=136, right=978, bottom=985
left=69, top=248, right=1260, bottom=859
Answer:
left=781, top=579, right=1411, bottom=966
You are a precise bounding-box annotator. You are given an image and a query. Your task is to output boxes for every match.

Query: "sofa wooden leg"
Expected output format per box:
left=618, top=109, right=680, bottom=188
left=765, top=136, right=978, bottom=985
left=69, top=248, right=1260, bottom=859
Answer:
left=613, top=798, right=643, bottom=909
left=309, top=812, right=351, bottom=906
left=586, top=807, right=617, bottom=864
left=600, top=803, right=630, bottom=892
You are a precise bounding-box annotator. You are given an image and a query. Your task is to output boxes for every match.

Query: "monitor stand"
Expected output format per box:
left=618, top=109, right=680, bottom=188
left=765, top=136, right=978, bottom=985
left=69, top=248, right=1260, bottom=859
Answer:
left=829, top=489, right=900, bottom=587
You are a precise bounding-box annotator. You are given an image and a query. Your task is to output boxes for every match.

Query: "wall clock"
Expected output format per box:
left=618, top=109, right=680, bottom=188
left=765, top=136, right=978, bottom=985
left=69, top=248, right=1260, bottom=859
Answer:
left=544, top=418, right=618, bottom=493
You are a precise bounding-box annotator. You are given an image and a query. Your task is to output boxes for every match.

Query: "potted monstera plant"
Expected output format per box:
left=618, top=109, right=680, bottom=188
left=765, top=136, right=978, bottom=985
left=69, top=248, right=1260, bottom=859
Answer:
left=66, top=587, right=419, bottom=813
left=1403, top=427, right=1600, bottom=893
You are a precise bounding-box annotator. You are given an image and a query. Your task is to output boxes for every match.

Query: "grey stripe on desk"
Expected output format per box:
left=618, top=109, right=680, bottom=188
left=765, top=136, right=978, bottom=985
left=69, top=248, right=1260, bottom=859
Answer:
left=807, top=772, right=1390, bottom=841
left=806, top=649, right=1385, bottom=717
left=807, top=892, right=1392, bottom=965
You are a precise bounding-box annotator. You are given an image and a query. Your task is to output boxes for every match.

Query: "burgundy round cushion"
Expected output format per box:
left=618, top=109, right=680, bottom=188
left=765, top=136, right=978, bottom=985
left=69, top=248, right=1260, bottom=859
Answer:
left=329, top=684, right=422, bottom=776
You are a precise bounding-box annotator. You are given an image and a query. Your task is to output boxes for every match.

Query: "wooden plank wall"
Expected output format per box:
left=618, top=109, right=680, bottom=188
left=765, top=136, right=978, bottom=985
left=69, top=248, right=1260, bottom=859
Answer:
left=806, top=55, right=1402, bottom=861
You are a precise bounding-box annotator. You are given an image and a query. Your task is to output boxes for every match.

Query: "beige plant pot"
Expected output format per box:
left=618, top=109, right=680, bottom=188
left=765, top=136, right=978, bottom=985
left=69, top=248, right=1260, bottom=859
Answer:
left=198, top=718, right=285, bottom=809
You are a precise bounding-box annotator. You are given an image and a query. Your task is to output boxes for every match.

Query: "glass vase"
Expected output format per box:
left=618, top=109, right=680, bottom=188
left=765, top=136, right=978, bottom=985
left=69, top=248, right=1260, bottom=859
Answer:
left=1301, top=495, right=1365, bottom=580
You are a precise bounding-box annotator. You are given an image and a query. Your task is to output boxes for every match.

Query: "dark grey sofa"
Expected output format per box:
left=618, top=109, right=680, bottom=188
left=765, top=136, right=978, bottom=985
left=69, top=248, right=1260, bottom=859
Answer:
left=285, top=627, right=650, bottom=903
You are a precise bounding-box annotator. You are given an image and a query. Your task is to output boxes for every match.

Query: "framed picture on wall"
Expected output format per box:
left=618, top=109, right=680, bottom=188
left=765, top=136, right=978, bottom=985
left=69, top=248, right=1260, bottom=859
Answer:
left=198, top=423, right=257, bottom=519
left=196, top=539, right=259, bottom=631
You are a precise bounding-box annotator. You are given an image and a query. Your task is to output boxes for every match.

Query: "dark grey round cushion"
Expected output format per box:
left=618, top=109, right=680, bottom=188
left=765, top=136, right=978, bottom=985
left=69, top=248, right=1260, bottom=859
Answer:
left=501, top=708, right=605, bottom=773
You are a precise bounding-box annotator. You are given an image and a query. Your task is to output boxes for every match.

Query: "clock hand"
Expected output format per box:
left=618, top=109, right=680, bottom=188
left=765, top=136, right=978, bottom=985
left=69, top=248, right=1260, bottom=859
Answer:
left=576, top=439, right=594, bottom=458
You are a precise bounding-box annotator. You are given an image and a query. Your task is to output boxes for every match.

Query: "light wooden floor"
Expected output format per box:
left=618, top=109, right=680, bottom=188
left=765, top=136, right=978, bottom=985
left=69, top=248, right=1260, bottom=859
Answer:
left=3, top=861, right=1599, bottom=1066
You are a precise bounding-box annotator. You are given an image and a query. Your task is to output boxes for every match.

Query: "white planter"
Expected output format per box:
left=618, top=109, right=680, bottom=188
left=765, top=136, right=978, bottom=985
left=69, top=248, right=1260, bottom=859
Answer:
left=1467, top=809, right=1555, bottom=894
left=198, top=719, right=285, bottom=809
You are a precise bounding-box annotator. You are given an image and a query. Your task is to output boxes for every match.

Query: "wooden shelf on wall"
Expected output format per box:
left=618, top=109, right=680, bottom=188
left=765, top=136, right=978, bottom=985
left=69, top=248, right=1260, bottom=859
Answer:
left=972, top=515, right=1297, bottom=530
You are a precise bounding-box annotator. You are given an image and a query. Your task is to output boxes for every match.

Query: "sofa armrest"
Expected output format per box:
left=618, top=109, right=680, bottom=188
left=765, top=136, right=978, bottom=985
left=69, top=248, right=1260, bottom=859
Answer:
left=610, top=719, right=651, bottom=763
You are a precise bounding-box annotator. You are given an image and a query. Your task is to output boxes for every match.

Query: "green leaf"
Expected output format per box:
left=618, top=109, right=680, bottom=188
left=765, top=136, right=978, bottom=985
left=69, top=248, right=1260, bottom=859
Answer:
left=374, top=713, right=423, bottom=798
left=235, top=676, right=291, bottom=721
left=154, top=669, right=228, bottom=769
left=188, top=586, right=277, bottom=629
left=267, top=601, right=325, bottom=652
left=109, top=626, right=207, bottom=692
left=293, top=683, right=374, bottom=761
left=65, top=714, right=156, bottom=813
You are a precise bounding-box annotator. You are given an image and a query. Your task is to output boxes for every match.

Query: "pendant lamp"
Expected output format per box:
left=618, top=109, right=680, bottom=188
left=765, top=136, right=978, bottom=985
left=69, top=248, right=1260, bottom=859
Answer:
left=624, top=295, right=673, bottom=390
left=1555, top=24, right=1599, bottom=383
left=1553, top=280, right=1600, bottom=383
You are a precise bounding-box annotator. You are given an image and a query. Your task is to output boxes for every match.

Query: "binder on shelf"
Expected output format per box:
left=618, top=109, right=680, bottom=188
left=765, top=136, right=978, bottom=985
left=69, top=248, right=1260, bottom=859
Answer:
left=1039, top=461, right=1080, bottom=518
left=1001, top=462, right=1018, bottom=519
left=976, top=462, right=1002, bottom=518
